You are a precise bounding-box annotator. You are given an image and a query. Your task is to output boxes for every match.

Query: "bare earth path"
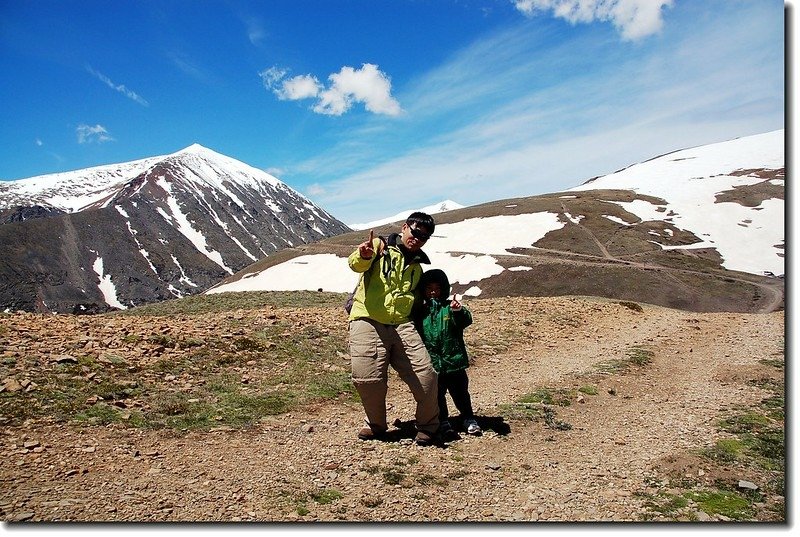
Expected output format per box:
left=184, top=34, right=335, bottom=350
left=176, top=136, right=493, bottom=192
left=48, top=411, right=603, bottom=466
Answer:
left=0, top=296, right=785, bottom=522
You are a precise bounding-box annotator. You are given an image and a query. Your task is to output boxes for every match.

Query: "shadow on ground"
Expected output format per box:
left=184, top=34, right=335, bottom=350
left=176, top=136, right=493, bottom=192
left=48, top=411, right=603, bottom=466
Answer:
left=374, top=416, right=511, bottom=447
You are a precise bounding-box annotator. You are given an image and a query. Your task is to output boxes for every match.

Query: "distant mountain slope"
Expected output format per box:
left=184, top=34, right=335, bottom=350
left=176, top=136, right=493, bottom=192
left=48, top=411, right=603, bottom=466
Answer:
left=0, top=145, right=351, bottom=313
left=208, top=130, right=784, bottom=313
left=347, top=200, right=464, bottom=230
left=569, top=130, right=784, bottom=276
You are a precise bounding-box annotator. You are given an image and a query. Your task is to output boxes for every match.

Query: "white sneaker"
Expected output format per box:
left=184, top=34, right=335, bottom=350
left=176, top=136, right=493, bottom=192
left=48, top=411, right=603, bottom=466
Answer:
left=464, top=418, right=481, bottom=435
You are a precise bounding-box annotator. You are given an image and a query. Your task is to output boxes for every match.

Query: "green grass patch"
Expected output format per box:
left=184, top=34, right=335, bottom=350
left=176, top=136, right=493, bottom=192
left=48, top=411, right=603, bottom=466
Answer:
left=637, top=491, right=693, bottom=521
left=518, top=387, right=573, bottom=407
left=596, top=345, right=654, bottom=374
left=112, top=290, right=347, bottom=316
left=701, top=438, right=744, bottom=463
left=0, top=292, right=357, bottom=430
left=498, top=389, right=572, bottom=430
left=758, top=358, right=784, bottom=369
left=311, top=489, right=343, bottom=505
left=685, top=490, right=754, bottom=520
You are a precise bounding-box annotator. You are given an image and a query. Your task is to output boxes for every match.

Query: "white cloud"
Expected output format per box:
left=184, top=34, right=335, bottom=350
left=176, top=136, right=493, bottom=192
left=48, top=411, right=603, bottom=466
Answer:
left=85, top=65, right=149, bottom=106
left=260, top=63, right=401, bottom=116
left=259, top=66, right=287, bottom=89
left=35, top=138, right=43, bottom=146
left=76, top=124, right=114, bottom=144
left=513, top=0, right=674, bottom=40
left=278, top=74, right=322, bottom=100
left=314, top=64, right=402, bottom=116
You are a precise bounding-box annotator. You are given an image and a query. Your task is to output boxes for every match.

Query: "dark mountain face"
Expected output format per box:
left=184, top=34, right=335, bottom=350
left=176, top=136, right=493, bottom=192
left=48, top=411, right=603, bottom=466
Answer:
left=0, top=146, right=351, bottom=313
left=0, top=205, right=66, bottom=224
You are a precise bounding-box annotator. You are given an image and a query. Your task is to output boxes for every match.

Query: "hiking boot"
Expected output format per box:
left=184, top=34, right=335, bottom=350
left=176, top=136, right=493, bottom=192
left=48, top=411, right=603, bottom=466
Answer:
left=464, top=418, right=482, bottom=435
left=358, top=426, right=386, bottom=441
left=438, top=420, right=459, bottom=441
left=414, top=430, right=434, bottom=446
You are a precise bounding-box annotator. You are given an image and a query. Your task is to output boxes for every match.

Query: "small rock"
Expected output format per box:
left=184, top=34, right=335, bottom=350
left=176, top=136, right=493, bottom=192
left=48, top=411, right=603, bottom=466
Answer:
left=737, top=480, right=758, bottom=491
left=695, top=511, right=712, bottom=522
left=9, top=512, right=35, bottom=522
left=2, top=378, right=23, bottom=392
left=486, top=462, right=502, bottom=470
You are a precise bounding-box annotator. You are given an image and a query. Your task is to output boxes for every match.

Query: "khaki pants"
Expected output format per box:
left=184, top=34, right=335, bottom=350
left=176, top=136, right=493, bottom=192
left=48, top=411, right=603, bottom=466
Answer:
left=349, top=319, right=439, bottom=434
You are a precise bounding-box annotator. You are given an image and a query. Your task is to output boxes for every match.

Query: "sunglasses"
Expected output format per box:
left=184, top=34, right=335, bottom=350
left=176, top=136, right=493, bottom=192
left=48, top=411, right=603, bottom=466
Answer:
left=408, top=225, right=432, bottom=241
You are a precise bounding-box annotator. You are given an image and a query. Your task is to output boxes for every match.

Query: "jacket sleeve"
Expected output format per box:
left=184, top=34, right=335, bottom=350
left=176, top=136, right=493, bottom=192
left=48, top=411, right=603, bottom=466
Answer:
left=451, top=306, right=473, bottom=329
left=348, top=237, right=383, bottom=273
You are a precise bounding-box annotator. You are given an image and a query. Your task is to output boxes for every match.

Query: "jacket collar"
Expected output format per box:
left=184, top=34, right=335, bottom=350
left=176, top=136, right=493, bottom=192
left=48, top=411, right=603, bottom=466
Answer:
left=387, top=233, right=431, bottom=265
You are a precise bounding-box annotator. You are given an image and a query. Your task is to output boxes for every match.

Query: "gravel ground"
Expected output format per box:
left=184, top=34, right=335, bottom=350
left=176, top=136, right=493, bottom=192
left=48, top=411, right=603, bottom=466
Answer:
left=0, top=296, right=786, bottom=524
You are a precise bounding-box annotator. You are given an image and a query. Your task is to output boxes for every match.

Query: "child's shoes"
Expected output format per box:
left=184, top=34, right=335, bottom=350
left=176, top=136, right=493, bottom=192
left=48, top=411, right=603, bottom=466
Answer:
left=439, top=420, right=460, bottom=441
left=464, top=418, right=482, bottom=435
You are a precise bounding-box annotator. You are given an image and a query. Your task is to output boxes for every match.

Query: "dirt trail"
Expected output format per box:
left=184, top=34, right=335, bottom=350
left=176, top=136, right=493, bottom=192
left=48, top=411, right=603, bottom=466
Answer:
left=0, top=297, right=785, bottom=522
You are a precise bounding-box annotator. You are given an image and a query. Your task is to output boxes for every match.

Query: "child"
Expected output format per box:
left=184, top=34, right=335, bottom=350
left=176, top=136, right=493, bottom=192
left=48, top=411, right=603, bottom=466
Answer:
left=417, top=269, right=481, bottom=436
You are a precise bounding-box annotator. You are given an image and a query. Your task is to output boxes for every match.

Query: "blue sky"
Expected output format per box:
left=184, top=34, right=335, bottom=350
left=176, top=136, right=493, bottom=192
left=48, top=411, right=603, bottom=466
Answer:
left=0, top=0, right=786, bottom=224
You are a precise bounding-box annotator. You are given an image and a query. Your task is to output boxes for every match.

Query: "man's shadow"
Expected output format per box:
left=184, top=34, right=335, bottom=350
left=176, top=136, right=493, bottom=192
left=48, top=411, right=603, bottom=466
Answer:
left=385, top=416, right=511, bottom=446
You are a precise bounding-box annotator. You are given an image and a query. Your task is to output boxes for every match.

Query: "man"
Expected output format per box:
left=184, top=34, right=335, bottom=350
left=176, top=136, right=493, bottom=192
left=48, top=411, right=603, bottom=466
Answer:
left=347, top=212, right=439, bottom=446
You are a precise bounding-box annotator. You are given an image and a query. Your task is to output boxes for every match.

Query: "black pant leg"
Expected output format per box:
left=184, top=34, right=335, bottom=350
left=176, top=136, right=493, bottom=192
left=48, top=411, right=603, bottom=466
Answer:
left=437, top=373, right=450, bottom=422
left=448, top=369, right=474, bottom=419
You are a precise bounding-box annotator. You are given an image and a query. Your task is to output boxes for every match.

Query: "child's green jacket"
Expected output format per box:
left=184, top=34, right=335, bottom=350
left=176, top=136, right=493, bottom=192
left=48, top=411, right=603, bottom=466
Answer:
left=420, top=298, right=473, bottom=374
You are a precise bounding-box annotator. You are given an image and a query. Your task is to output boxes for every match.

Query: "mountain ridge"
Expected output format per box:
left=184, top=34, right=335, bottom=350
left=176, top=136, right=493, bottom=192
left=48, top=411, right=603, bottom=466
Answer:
left=0, top=146, right=351, bottom=313
left=208, top=130, right=784, bottom=314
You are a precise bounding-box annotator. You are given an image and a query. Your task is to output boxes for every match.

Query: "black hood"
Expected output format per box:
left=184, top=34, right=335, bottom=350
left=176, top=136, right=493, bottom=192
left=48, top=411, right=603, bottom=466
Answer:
left=420, top=268, right=450, bottom=300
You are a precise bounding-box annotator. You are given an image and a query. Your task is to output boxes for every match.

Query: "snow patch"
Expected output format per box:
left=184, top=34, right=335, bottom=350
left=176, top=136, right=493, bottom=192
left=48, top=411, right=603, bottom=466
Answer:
left=603, top=215, right=632, bottom=226
left=208, top=213, right=565, bottom=294
left=463, top=286, right=482, bottom=297
left=156, top=177, right=233, bottom=274
left=91, top=255, right=127, bottom=310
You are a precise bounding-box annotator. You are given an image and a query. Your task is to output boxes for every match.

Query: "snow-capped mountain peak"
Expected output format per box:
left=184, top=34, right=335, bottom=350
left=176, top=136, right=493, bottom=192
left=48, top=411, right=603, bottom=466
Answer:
left=348, top=199, right=465, bottom=230
left=0, top=146, right=351, bottom=313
